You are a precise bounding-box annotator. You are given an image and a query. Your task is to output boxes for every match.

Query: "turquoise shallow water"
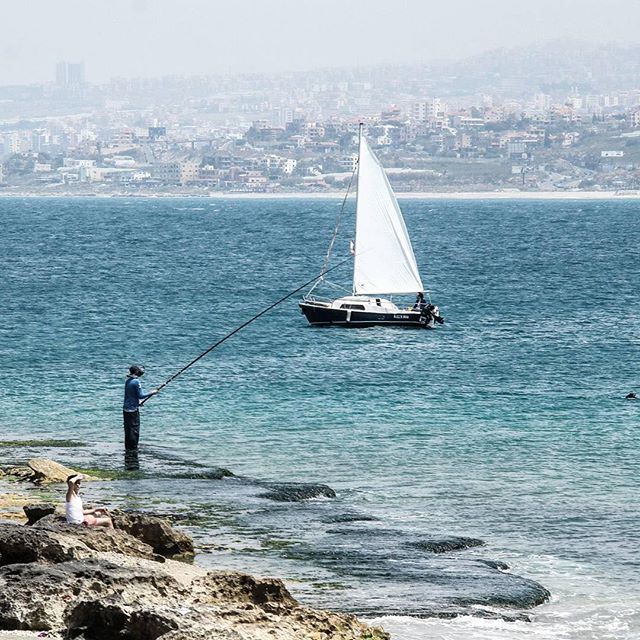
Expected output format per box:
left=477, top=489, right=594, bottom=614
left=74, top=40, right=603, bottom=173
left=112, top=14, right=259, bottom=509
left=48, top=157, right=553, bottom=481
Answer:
left=0, top=196, right=639, bottom=638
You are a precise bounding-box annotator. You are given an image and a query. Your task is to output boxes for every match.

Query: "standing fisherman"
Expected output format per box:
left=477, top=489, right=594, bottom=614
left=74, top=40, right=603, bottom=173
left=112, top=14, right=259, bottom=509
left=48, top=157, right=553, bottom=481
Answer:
left=123, top=365, right=158, bottom=451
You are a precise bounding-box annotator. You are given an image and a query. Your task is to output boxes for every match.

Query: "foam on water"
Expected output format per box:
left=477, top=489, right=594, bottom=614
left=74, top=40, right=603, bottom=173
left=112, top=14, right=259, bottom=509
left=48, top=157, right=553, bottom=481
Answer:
left=373, top=587, right=640, bottom=640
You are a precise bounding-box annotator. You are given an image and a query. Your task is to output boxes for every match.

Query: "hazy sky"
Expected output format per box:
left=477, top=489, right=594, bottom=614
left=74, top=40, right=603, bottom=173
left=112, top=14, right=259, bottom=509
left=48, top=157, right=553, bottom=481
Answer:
left=2, top=0, right=640, bottom=85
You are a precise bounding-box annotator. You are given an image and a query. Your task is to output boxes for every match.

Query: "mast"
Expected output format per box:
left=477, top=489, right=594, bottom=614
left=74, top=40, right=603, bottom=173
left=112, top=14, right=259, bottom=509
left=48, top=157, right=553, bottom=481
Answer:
left=352, top=122, right=363, bottom=295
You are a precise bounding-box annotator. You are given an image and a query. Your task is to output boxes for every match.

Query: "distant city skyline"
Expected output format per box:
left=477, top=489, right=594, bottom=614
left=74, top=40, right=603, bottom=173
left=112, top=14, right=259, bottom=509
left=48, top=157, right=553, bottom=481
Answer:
left=2, top=0, right=640, bottom=85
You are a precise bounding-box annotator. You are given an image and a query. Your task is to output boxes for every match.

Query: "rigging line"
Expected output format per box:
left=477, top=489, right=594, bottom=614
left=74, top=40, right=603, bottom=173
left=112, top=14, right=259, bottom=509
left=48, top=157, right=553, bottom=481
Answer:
left=313, top=163, right=357, bottom=288
left=140, top=256, right=353, bottom=405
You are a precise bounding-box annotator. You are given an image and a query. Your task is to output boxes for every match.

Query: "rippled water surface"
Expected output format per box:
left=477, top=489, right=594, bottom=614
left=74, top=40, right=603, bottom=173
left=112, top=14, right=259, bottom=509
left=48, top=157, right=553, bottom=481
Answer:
left=0, top=197, right=639, bottom=639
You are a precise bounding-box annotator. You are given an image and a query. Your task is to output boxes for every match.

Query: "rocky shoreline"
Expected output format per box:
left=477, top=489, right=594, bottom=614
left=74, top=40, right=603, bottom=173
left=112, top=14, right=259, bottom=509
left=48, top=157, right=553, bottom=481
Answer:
left=0, top=452, right=553, bottom=637
left=0, top=459, right=388, bottom=640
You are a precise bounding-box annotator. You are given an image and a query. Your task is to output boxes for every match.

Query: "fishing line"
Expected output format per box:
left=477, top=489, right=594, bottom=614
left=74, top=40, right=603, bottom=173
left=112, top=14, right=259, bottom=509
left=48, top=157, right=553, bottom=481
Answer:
left=140, top=256, right=352, bottom=405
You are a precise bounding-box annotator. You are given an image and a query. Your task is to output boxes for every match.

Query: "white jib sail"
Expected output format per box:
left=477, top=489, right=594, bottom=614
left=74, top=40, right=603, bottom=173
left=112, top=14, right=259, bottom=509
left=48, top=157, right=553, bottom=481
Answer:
left=353, top=133, right=424, bottom=295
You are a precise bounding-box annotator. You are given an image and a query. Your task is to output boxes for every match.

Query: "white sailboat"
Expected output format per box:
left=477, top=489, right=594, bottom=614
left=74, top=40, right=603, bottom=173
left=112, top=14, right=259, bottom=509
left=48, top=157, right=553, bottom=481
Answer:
left=300, top=124, right=443, bottom=328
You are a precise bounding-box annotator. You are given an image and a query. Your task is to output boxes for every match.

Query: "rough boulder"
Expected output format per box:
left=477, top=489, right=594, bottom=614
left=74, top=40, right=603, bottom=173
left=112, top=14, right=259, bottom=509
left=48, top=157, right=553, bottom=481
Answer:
left=23, top=503, right=56, bottom=525
left=0, top=519, right=388, bottom=640
left=27, top=458, right=97, bottom=484
left=111, top=511, right=195, bottom=559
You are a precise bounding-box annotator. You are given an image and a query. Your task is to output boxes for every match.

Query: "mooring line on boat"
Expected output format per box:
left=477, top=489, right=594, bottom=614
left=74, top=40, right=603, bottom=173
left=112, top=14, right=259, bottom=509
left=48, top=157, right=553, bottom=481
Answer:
left=140, top=257, right=353, bottom=405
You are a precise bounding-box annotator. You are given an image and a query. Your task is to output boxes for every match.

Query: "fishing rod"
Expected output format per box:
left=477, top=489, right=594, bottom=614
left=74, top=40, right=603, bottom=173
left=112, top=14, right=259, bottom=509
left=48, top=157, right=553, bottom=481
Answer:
left=140, top=256, right=352, bottom=405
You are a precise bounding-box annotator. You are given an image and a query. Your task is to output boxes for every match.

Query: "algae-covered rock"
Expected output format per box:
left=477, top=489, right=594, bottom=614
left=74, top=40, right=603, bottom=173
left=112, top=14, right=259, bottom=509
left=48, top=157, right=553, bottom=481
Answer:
left=410, top=536, right=486, bottom=553
left=258, top=482, right=336, bottom=502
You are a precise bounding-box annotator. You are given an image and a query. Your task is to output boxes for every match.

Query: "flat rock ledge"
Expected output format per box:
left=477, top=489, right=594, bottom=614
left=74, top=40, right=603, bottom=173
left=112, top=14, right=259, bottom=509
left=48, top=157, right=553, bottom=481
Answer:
left=2, top=459, right=99, bottom=485
left=0, top=515, right=388, bottom=640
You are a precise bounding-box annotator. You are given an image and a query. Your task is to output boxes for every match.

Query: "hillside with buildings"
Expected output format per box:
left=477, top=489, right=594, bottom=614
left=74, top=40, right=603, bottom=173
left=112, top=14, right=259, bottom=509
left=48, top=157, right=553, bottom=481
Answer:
left=2, top=42, right=640, bottom=194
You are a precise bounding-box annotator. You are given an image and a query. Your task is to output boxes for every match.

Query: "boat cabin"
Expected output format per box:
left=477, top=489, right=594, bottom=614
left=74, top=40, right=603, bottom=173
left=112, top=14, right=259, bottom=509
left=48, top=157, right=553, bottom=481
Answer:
left=333, top=296, right=402, bottom=312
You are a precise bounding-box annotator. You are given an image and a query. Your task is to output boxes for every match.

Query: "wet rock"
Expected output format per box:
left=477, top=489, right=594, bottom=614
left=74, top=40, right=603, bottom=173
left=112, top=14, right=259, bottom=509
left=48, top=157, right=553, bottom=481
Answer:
left=258, top=482, right=336, bottom=502
left=169, top=468, right=234, bottom=480
left=477, top=559, right=509, bottom=571
left=110, top=511, right=194, bottom=559
left=323, top=514, right=379, bottom=524
left=410, top=536, right=485, bottom=553
left=326, top=526, right=397, bottom=538
left=469, top=608, right=532, bottom=622
left=449, top=572, right=551, bottom=610
left=281, top=535, right=550, bottom=617
left=23, top=503, right=56, bottom=526
left=381, top=607, right=531, bottom=622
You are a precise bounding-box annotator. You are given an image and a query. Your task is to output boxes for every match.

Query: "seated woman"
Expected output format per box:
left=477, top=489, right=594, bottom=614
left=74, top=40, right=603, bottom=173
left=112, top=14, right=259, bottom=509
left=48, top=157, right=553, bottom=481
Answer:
left=65, top=474, right=114, bottom=528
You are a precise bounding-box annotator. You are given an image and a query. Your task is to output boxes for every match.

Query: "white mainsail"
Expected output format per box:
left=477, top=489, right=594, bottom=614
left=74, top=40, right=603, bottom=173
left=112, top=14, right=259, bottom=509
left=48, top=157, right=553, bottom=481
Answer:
left=352, top=130, right=424, bottom=295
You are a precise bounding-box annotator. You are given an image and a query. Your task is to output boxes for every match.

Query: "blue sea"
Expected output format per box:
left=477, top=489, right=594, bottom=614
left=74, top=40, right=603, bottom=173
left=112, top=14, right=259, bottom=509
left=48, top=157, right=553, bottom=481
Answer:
left=0, top=196, right=639, bottom=639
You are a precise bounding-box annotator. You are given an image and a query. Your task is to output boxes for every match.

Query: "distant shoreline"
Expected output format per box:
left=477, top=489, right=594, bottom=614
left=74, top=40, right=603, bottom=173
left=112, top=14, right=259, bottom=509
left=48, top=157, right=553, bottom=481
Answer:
left=1, top=190, right=640, bottom=200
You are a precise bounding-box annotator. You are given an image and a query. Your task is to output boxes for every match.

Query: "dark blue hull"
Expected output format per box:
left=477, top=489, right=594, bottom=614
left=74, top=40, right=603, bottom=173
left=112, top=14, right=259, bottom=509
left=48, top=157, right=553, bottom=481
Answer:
left=299, top=301, right=437, bottom=328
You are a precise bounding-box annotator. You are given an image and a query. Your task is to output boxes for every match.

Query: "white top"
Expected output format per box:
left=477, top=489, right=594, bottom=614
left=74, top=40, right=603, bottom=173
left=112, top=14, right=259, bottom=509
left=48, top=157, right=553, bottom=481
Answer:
left=65, top=493, right=84, bottom=524
left=353, top=132, right=424, bottom=295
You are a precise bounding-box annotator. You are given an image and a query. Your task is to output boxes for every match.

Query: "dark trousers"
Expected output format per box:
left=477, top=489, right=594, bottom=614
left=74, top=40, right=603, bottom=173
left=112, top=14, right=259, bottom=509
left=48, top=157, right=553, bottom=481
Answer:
left=123, top=410, right=141, bottom=450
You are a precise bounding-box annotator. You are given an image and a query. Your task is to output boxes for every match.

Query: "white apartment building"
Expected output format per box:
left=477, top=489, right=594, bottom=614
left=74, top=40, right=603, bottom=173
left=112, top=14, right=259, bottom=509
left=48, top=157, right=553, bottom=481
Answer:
left=3, top=133, right=23, bottom=155
left=154, top=161, right=200, bottom=184
left=303, top=122, right=325, bottom=139
left=261, top=155, right=297, bottom=175
left=280, top=158, right=297, bottom=175
left=339, top=154, right=358, bottom=172
left=410, top=99, right=446, bottom=123
left=533, top=93, right=551, bottom=111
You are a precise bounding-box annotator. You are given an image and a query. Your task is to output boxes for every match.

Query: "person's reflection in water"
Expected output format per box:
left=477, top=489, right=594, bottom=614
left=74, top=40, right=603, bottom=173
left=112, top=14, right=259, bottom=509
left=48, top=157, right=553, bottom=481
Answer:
left=124, top=449, right=140, bottom=471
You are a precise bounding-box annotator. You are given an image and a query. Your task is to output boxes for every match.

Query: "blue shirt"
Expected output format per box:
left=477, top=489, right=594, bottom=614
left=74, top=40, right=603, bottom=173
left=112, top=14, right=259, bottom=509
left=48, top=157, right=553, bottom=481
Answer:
left=123, top=376, right=154, bottom=412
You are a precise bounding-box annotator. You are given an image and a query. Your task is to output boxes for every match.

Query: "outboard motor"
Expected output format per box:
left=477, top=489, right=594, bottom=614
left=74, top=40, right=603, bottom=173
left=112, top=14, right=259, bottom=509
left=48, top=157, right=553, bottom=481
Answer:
left=420, top=304, right=444, bottom=327
left=419, top=306, right=434, bottom=327
left=432, top=305, right=445, bottom=325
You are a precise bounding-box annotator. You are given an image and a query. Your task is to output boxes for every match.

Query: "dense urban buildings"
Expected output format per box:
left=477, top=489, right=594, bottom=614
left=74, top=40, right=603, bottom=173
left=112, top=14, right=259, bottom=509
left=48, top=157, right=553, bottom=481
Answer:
left=2, top=41, right=640, bottom=194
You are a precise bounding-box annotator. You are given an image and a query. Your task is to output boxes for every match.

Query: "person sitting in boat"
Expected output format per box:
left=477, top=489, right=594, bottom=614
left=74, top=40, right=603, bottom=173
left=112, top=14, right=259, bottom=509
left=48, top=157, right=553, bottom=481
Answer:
left=413, top=292, right=427, bottom=311
left=65, top=474, right=114, bottom=528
